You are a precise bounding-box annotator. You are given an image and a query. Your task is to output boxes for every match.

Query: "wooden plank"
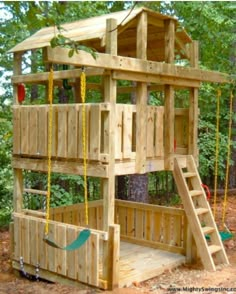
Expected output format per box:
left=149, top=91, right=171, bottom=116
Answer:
left=147, top=107, right=155, bottom=157
left=12, top=157, right=109, bottom=178
left=155, top=107, right=164, bottom=157
left=115, top=105, right=123, bottom=159
left=126, top=207, right=135, bottom=237
left=145, top=210, right=152, bottom=241
left=13, top=52, right=22, bottom=104
left=107, top=225, right=120, bottom=290
left=13, top=215, right=21, bottom=260
left=123, top=105, right=133, bottom=159
left=45, top=47, right=230, bottom=84
left=172, top=215, right=182, bottom=247
left=21, top=217, right=30, bottom=264
left=57, top=106, right=67, bottom=158
left=78, top=105, right=90, bottom=159
left=87, top=233, right=99, bottom=287
left=20, top=107, right=29, bottom=154
left=29, top=218, right=39, bottom=266
left=38, top=106, right=48, bottom=157
left=117, top=206, right=127, bottom=236
left=113, top=70, right=201, bottom=88
left=89, top=104, right=101, bottom=160
left=77, top=229, right=87, bottom=283
left=29, top=107, right=38, bottom=155
left=67, top=105, right=78, bottom=158
left=153, top=211, right=162, bottom=242
left=38, top=219, right=47, bottom=270
left=66, top=227, right=78, bottom=279
left=164, top=19, right=175, bottom=63
left=55, top=224, right=67, bottom=276
left=13, top=107, right=21, bottom=154
left=135, top=209, right=144, bottom=239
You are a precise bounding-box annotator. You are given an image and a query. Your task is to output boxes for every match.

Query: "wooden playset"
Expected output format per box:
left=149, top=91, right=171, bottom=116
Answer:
left=9, top=8, right=230, bottom=290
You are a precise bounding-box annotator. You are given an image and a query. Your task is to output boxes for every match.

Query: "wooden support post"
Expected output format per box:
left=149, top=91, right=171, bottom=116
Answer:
left=164, top=19, right=175, bottom=170
left=135, top=12, right=148, bottom=174
left=102, top=18, right=117, bottom=231
left=13, top=52, right=23, bottom=104
left=13, top=169, right=23, bottom=212
left=107, top=225, right=120, bottom=290
left=102, top=18, right=118, bottom=286
left=189, top=41, right=199, bottom=163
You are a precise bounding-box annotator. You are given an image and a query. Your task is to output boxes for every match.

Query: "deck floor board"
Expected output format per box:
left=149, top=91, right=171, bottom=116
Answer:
left=119, top=241, right=186, bottom=287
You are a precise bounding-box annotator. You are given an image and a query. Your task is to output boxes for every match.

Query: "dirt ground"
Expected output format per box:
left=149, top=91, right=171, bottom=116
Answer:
left=1, top=196, right=236, bottom=294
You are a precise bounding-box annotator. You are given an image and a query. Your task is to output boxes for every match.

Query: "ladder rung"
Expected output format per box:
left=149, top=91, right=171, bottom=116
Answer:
left=23, top=209, right=46, bottom=217
left=202, top=226, right=215, bottom=235
left=24, top=188, right=47, bottom=196
left=183, top=172, right=197, bottom=178
left=208, top=245, right=222, bottom=255
left=189, top=190, right=203, bottom=197
left=196, top=208, right=209, bottom=215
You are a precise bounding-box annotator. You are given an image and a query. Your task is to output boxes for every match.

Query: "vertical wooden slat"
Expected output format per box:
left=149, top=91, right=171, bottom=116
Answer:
left=123, top=105, right=133, bottom=159
left=78, top=105, right=89, bottom=159
left=29, top=218, right=38, bottom=266
left=67, top=227, right=78, bottom=279
left=67, top=105, right=78, bottom=158
left=51, top=106, right=58, bottom=157
left=13, top=107, right=21, bottom=154
left=135, top=209, right=144, bottom=239
left=57, top=106, right=68, bottom=158
left=126, top=207, right=134, bottom=237
left=155, top=107, right=164, bottom=157
left=172, top=215, right=182, bottom=247
left=29, top=107, right=38, bottom=155
left=87, top=233, right=99, bottom=287
left=38, top=106, right=48, bottom=157
left=153, top=211, right=162, bottom=242
left=13, top=216, right=21, bottom=260
left=145, top=210, right=152, bottom=241
left=56, top=224, right=67, bottom=276
left=20, top=107, right=29, bottom=154
left=163, top=214, right=171, bottom=244
left=89, top=104, right=101, bottom=160
left=147, top=107, right=155, bottom=158
left=21, top=217, right=30, bottom=263
left=117, top=206, right=127, bottom=236
left=47, top=222, right=56, bottom=273
left=115, top=105, right=123, bottom=159
left=77, top=229, right=88, bottom=283
left=38, top=219, right=47, bottom=270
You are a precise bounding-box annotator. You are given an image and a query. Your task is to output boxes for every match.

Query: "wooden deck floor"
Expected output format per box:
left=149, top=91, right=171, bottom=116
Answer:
left=119, top=242, right=186, bottom=287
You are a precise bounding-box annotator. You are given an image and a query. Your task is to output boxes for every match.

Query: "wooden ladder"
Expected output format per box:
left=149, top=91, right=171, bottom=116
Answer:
left=173, top=155, right=229, bottom=271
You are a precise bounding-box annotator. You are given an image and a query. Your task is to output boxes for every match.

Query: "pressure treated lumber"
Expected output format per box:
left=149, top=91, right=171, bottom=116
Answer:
left=45, top=47, right=230, bottom=84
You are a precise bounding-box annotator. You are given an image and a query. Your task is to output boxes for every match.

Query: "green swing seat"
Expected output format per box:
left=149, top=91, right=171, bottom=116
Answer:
left=43, top=229, right=91, bottom=251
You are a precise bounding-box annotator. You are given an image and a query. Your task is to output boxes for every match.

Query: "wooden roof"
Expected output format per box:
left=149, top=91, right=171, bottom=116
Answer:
left=9, top=7, right=193, bottom=61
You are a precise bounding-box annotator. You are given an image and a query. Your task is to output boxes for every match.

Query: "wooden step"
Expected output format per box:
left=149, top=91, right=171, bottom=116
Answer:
left=208, top=245, right=222, bottom=255
left=24, top=188, right=47, bottom=196
left=196, top=208, right=209, bottom=215
left=183, top=172, right=197, bottom=178
left=189, top=190, right=203, bottom=197
left=202, top=226, right=215, bottom=235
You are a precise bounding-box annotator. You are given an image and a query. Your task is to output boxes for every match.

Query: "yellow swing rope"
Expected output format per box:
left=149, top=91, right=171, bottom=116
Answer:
left=222, top=90, right=233, bottom=227
left=81, top=70, right=89, bottom=226
left=45, top=68, right=89, bottom=236
left=213, top=88, right=221, bottom=219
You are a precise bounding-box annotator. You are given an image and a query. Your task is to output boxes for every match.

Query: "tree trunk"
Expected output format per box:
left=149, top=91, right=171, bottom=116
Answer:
left=128, top=173, right=148, bottom=203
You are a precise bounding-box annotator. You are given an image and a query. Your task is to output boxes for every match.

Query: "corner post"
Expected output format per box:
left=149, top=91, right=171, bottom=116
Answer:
left=135, top=12, right=148, bottom=174
left=13, top=52, right=24, bottom=213
left=164, top=19, right=175, bottom=170
left=189, top=41, right=199, bottom=163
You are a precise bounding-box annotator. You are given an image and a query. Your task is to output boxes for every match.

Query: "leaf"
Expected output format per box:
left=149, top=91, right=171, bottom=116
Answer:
left=68, top=49, right=74, bottom=58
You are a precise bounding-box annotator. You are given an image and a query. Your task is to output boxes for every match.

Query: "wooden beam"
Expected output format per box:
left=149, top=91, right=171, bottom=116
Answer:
left=12, top=68, right=106, bottom=85
left=13, top=52, right=23, bottom=104
left=45, top=46, right=229, bottom=83
left=135, top=12, right=148, bottom=174
left=188, top=41, right=199, bottom=163
left=12, top=157, right=109, bottom=178
left=164, top=19, right=175, bottom=63
left=113, top=70, right=201, bottom=88
left=164, top=19, right=175, bottom=170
